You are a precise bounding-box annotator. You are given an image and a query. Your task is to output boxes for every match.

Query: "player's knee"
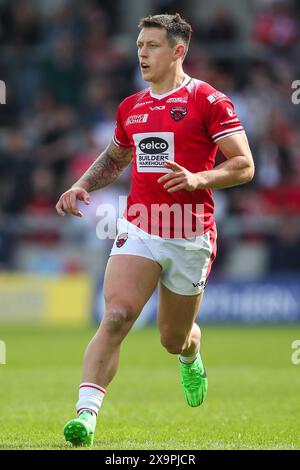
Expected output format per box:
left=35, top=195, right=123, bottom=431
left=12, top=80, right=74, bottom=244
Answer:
left=104, top=305, right=136, bottom=335
left=160, top=334, right=186, bottom=355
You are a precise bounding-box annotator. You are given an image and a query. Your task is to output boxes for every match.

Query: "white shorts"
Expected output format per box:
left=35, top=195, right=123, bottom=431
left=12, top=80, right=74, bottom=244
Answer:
left=109, top=218, right=217, bottom=296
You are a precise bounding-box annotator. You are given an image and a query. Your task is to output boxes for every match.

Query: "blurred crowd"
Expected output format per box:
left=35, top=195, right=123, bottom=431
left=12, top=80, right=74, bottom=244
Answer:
left=0, top=0, right=300, bottom=275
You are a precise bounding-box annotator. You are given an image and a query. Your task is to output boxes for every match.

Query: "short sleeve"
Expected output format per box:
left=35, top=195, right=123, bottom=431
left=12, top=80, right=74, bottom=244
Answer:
left=205, top=91, right=244, bottom=143
left=113, top=105, right=131, bottom=148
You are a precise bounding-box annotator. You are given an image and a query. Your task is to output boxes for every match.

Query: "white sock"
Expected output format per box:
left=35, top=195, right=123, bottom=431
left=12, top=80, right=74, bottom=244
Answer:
left=76, top=382, right=106, bottom=417
left=179, top=351, right=199, bottom=364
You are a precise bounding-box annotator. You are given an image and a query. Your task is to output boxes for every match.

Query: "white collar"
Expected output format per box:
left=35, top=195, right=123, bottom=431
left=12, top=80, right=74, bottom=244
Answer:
left=149, top=74, right=191, bottom=100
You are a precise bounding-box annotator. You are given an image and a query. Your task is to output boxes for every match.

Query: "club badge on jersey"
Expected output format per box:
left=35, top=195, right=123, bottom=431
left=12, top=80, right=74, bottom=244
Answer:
left=170, top=106, right=188, bottom=122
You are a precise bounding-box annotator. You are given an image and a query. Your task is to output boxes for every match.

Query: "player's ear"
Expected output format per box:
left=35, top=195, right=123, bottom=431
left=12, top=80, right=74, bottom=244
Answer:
left=174, top=43, right=185, bottom=61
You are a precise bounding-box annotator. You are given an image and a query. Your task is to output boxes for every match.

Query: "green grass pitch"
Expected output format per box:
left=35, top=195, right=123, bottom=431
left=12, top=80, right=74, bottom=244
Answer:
left=0, top=324, right=300, bottom=450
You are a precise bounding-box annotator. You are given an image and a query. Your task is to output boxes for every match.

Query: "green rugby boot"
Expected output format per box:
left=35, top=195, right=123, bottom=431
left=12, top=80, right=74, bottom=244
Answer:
left=64, top=411, right=96, bottom=447
left=179, top=353, right=208, bottom=407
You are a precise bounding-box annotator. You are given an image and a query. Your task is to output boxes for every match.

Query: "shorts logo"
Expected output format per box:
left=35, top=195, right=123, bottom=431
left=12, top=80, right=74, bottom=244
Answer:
left=192, top=280, right=206, bottom=288
left=227, top=107, right=234, bottom=117
left=126, top=114, right=148, bottom=126
left=170, top=106, right=187, bottom=122
left=116, top=233, right=128, bottom=248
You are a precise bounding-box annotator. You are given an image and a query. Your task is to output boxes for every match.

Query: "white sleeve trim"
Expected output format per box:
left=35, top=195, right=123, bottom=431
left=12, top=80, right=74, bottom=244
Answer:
left=214, top=130, right=245, bottom=143
left=212, top=126, right=244, bottom=140
left=113, top=135, right=122, bottom=146
left=113, top=135, right=131, bottom=148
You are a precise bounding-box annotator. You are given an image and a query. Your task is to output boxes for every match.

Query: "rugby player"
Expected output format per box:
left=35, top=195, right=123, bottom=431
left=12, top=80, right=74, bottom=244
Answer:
left=56, top=13, right=255, bottom=446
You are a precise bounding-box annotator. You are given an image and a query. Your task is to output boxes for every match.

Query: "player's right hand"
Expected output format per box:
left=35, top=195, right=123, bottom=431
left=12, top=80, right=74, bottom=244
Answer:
left=55, top=187, right=90, bottom=217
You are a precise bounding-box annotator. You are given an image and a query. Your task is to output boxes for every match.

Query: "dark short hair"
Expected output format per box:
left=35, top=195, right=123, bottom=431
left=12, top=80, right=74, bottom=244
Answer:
left=138, top=13, right=192, bottom=58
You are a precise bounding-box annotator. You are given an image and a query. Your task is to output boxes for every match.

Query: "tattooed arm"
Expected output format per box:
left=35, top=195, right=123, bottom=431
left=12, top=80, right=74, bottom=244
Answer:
left=56, top=140, right=133, bottom=217
left=74, top=139, right=133, bottom=192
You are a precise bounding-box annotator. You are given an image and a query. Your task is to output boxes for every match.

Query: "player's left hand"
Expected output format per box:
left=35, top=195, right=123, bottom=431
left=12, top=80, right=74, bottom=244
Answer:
left=157, top=161, right=202, bottom=192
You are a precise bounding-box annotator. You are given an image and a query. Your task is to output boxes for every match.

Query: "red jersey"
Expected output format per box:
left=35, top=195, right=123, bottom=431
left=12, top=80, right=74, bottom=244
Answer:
left=113, top=75, right=244, bottom=238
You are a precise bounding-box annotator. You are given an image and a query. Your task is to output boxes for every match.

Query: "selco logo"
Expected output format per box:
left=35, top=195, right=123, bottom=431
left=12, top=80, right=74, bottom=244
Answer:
left=139, top=137, right=169, bottom=154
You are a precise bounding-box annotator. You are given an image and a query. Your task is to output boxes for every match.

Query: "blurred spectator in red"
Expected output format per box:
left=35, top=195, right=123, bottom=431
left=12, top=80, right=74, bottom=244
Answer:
left=67, top=131, right=99, bottom=183
left=261, top=176, right=300, bottom=215
left=25, top=166, right=60, bottom=244
left=252, top=1, right=298, bottom=49
left=26, top=166, right=56, bottom=216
